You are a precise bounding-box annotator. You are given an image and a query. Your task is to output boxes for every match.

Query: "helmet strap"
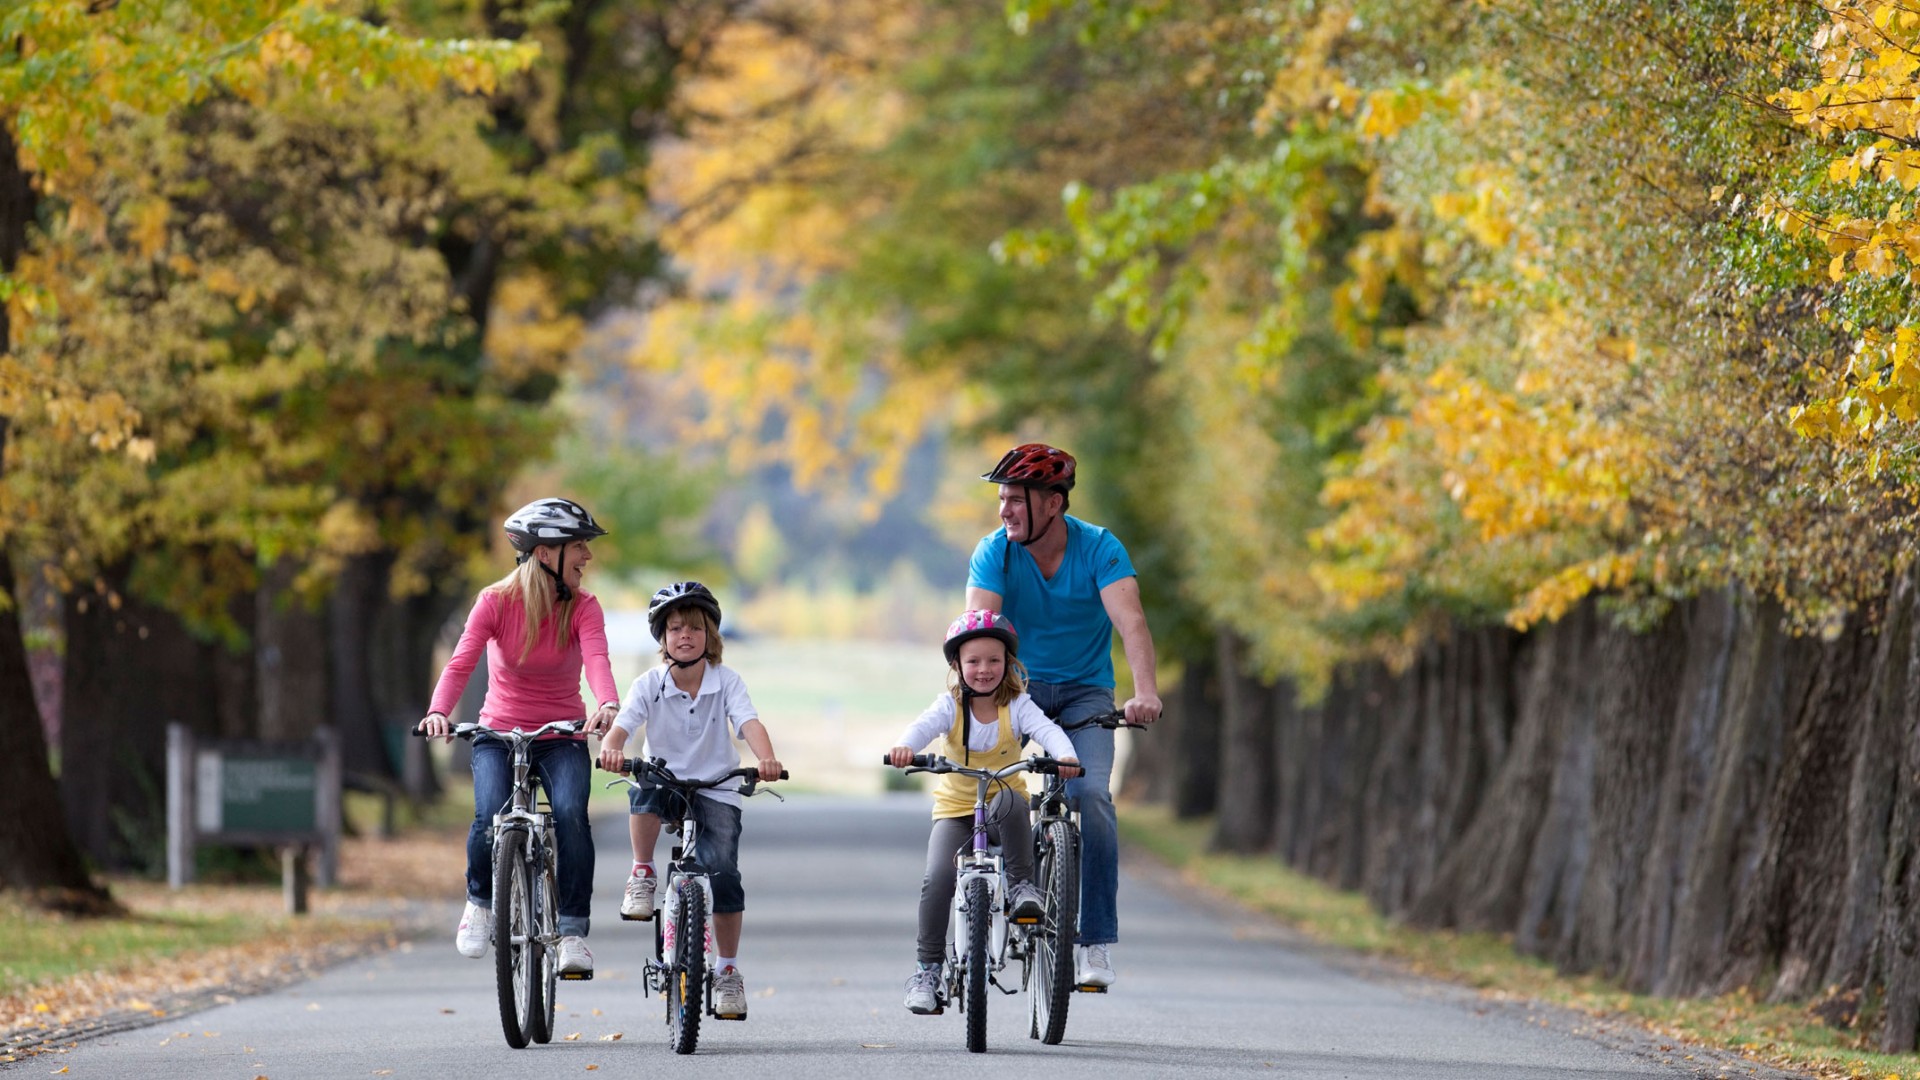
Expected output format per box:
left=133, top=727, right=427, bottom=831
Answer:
left=1018, top=487, right=1060, bottom=549
left=539, top=546, right=572, bottom=602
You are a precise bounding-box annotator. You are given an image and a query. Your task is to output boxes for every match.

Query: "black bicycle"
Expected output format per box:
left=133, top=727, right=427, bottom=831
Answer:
left=416, top=719, right=584, bottom=1049
left=604, top=756, right=788, bottom=1055
left=1028, top=707, right=1150, bottom=1043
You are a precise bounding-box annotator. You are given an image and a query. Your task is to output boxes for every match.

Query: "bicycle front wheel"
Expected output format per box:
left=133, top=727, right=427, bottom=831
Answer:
left=529, top=831, right=559, bottom=1044
left=492, top=830, right=539, bottom=1049
left=964, top=876, right=991, bottom=1053
left=667, top=879, right=707, bottom=1055
left=1030, top=820, right=1078, bottom=1044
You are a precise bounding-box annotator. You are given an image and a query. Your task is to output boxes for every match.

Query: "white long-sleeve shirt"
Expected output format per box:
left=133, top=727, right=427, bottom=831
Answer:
left=894, top=691, right=1078, bottom=761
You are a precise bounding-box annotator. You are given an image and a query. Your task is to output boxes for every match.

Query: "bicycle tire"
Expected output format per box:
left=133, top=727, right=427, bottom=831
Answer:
left=492, top=829, right=536, bottom=1049
left=965, top=876, right=991, bottom=1053
left=529, top=830, right=559, bottom=1044
left=667, top=879, right=707, bottom=1055
left=1029, top=820, right=1078, bottom=1044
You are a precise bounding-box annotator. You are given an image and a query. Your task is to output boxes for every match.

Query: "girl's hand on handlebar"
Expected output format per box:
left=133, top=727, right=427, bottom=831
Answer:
left=1058, top=757, right=1082, bottom=780
left=755, top=756, right=783, bottom=782
left=418, top=713, right=452, bottom=742
left=887, top=746, right=916, bottom=768
left=1121, top=693, right=1163, bottom=725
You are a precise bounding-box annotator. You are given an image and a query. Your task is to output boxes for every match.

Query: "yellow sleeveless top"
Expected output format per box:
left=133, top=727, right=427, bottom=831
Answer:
left=931, top=697, right=1022, bottom=819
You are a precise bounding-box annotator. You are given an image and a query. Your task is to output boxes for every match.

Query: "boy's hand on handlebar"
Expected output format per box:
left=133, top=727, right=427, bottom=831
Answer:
left=1121, top=693, right=1163, bottom=725
left=886, top=746, right=916, bottom=768
left=597, top=746, right=627, bottom=774
left=755, top=756, right=783, bottom=782
left=417, top=713, right=452, bottom=742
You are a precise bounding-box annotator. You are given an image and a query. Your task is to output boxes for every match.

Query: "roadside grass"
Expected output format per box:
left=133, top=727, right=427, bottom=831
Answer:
left=1121, top=805, right=1918, bottom=1080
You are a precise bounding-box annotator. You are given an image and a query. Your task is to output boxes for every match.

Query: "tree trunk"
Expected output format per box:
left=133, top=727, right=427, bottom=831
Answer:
left=1879, top=570, right=1920, bottom=1050
left=1514, top=602, right=1599, bottom=958
left=61, top=565, right=232, bottom=874
left=0, top=127, right=114, bottom=909
left=1171, top=642, right=1220, bottom=819
left=329, top=552, right=401, bottom=780
left=1212, top=630, right=1273, bottom=853
left=258, top=557, right=330, bottom=742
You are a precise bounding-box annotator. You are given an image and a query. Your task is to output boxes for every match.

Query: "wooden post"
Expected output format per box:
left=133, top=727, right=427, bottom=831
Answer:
left=282, top=845, right=310, bottom=915
left=166, top=723, right=195, bottom=888
left=315, top=725, right=341, bottom=888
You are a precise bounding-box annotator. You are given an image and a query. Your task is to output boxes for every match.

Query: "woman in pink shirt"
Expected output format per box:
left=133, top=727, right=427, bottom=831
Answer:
left=417, top=497, right=622, bottom=977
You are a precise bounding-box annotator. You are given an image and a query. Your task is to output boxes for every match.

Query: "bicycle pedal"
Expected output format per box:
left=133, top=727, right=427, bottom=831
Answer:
left=559, top=971, right=594, bottom=981
left=714, top=1012, right=747, bottom=1021
left=1010, top=914, right=1041, bottom=925
left=1073, top=984, right=1108, bottom=993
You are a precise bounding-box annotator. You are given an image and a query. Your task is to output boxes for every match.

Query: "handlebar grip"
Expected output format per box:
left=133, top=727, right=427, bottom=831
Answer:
left=778, top=769, right=790, bottom=780
left=882, top=754, right=936, bottom=768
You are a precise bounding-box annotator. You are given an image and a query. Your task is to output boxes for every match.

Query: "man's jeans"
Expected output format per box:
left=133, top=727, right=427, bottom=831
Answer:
left=1027, top=680, right=1119, bottom=945
left=467, top=735, right=594, bottom=938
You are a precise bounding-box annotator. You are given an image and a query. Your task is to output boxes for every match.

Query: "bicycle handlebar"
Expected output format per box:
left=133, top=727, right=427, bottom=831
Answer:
left=606, top=757, right=790, bottom=788
left=1057, top=707, right=1153, bottom=732
left=412, top=719, right=585, bottom=740
left=881, top=753, right=1069, bottom=780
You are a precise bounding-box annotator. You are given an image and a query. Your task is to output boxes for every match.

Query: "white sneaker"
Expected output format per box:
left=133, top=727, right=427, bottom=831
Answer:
left=621, top=871, right=657, bottom=920
left=712, top=966, right=748, bottom=1018
left=557, top=935, right=593, bottom=976
left=903, top=966, right=942, bottom=1014
left=455, top=901, right=492, bottom=958
left=1075, top=943, right=1115, bottom=988
left=1007, top=881, right=1045, bottom=923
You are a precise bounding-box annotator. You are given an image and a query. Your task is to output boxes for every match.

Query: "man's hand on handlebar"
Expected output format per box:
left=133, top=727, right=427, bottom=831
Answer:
left=1121, top=693, right=1163, bottom=725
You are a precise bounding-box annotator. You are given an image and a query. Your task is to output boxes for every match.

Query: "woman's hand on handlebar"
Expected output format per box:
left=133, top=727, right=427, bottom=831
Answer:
left=418, top=712, right=453, bottom=741
left=886, top=745, right=916, bottom=769
left=586, top=702, right=619, bottom=736
left=1121, top=693, right=1163, bottom=725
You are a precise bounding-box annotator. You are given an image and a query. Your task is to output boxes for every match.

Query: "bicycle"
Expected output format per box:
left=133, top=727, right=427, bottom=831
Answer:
left=887, top=751, right=1072, bottom=1054
left=1025, top=707, right=1150, bottom=1043
left=604, top=755, right=788, bottom=1055
left=415, top=719, right=585, bottom=1049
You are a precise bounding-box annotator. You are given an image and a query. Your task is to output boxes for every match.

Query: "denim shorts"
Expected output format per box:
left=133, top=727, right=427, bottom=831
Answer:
left=629, top=782, right=745, bottom=913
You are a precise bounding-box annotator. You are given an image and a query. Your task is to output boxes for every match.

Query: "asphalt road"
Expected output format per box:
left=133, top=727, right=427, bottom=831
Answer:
left=28, top=795, right=1782, bottom=1078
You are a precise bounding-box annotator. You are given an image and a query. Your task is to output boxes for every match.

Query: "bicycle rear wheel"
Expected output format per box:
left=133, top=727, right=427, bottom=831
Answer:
left=529, top=831, right=559, bottom=1044
left=667, top=879, right=707, bottom=1055
left=1029, top=820, right=1078, bottom=1044
left=492, top=830, right=539, bottom=1049
left=964, top=876, right=991, bottom=1053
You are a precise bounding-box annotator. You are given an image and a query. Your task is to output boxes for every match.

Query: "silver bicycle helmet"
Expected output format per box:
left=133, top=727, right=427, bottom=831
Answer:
left=504, top=497, right=606, bottom=601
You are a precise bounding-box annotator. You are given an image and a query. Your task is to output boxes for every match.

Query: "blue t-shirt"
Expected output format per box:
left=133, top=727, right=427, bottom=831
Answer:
left=967, top=516, right=1136, bottom=688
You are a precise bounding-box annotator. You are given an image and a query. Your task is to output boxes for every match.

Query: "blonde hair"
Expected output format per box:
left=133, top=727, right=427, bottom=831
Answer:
left=657, top=604, right=724, bottom=665
left=948, top=643, right=1027, bottom=708
left=485, top=555, right=575, bottom=664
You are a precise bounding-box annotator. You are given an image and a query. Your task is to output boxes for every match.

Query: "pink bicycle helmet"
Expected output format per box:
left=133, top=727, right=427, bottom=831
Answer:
left=943, top=609, right=1019, bottom=664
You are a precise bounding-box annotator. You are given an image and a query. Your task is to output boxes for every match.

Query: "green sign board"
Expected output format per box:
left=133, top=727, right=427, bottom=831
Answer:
left=195, top=752, right=318, bottom=834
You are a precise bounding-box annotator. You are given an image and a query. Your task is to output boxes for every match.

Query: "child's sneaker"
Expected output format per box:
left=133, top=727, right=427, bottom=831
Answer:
left=903, top=966, right=943, bottom=1014
left=713, top=965, right=748, bottom=1019
left=557, top=935, right=594, bottom=978
left=621, top=870, right=657, bottom=921
left=1007, top=880, right=1045, bottom=924
left=455, top=901, right=492, bottom=958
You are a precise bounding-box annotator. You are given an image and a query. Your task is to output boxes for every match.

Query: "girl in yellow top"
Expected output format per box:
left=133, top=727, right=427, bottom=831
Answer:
left=886, top=609, right=1079, bottom=1015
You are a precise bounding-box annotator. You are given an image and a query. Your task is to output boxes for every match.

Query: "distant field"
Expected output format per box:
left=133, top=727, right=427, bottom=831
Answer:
left=606, top=634, right=948, bottom=795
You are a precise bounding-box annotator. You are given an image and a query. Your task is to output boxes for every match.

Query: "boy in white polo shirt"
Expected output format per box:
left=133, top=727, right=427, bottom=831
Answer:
left=596, top=582, right=782, bottom=1019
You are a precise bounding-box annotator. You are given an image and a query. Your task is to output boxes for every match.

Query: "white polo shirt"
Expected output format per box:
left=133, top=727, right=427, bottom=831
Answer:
left=614, top=661, right=760, bottom=807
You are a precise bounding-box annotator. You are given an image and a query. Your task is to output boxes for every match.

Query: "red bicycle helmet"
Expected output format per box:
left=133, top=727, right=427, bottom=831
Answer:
left=981, top=443, right=1076, bottom=493
left=943, top=609, right=1019, bottom=664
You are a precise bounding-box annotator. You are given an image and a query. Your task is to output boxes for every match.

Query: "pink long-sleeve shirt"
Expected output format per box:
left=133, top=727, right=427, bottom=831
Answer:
left=428, top=587, right=620, bottom=737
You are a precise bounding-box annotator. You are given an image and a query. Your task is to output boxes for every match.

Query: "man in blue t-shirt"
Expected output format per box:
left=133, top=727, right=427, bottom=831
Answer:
left=964, top=442, right=1161, bottom=991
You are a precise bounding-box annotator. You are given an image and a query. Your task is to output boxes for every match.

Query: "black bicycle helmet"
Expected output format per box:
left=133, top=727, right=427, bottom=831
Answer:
left=648, top=581, right=723, bottom=641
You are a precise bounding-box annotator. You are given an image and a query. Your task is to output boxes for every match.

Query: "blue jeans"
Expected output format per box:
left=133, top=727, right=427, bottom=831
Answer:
left=467, top=735, right=594, bottom=938
left=1027, top=681, right=1118, bottom=945
left=628, top=784, right=746, bottom=913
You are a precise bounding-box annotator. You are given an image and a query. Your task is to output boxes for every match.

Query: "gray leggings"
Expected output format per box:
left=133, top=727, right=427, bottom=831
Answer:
left=916, top=788, right=1033, bottom=964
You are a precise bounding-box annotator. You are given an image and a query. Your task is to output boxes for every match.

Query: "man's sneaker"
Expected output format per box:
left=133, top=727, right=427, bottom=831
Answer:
left=713, top=966, right=748, bottom=1019
left=1074, top=943, right=1115, bottom=989
left=621, top=871, right=657, bottom=921
left=557, top=935, right=594, bottom=979
left=903, top=966, right=943, bottom=1014
left=455, top=901, right=492, bottom=959
left=1007, top=881, right=1045, bottom=924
